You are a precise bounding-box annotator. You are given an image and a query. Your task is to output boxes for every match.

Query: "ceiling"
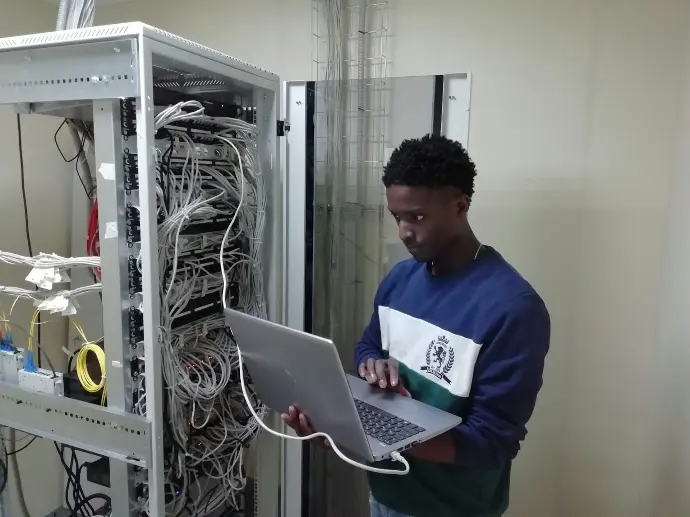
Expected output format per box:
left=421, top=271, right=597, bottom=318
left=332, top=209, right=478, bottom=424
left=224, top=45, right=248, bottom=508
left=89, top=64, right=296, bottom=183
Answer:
left=41, top=0, right=136, bottom=5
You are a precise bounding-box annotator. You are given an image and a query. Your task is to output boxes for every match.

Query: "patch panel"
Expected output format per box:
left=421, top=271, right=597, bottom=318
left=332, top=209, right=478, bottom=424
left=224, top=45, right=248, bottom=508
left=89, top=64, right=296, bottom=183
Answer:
left=164, top=245, right=244, bottom=279
left=18, top=367, right=64, bottom=396
left=179, top=216, right=239, bottom=236
left=128, top=255, right=142, bottom=295
left=123, top=148, right=139, bottom=193
left=152, top=86, right=242, bottom=118
left=0, top=347, right=24, bottom=384
left=120, top=97, right=136, bottom=137
left=156, top=137, right=234, bottom=163
left=128, top=307, right=144, bottom=348
left=126, top=203, right=141, bottom=247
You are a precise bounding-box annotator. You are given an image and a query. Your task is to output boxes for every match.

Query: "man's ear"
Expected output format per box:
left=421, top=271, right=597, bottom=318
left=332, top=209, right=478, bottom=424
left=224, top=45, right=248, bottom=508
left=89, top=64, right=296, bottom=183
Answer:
left=455, top=194, right=471, bottom=215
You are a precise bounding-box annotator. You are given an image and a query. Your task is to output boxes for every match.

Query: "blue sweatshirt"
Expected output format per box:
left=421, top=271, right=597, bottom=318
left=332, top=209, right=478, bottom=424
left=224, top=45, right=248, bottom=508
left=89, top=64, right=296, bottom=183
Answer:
left=354, top=248, right=550, bottom=517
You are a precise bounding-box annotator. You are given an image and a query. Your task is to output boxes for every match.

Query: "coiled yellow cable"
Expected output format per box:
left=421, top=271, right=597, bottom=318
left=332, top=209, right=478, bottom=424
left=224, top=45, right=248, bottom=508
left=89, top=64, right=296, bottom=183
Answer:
left=76, top=343, right=106, bottom=405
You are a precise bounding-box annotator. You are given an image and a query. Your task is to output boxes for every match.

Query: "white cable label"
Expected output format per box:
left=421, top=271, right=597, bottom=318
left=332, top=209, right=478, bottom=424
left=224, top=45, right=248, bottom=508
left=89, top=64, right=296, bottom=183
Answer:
left=99, top=162, right=116, bottom=181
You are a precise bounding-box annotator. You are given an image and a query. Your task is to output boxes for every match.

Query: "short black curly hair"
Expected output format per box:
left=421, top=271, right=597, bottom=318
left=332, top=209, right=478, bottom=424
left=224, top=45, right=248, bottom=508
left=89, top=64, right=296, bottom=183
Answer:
left=382, top=134, right=476, bottom=199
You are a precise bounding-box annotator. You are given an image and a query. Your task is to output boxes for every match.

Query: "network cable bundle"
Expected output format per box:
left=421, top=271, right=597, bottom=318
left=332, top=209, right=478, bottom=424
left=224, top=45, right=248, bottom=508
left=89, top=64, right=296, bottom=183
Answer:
left=0, top=101, right=268, bottom=516
left=129, top=99, right=268, bottom=515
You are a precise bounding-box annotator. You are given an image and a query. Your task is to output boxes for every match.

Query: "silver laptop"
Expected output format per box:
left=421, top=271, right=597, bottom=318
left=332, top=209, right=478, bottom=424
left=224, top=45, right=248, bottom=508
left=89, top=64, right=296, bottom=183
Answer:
left=225, top=309, right=462, bottom=462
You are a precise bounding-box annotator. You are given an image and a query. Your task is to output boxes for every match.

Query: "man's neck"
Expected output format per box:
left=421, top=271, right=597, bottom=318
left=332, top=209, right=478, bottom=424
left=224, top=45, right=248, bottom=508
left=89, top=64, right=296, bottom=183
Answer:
left=429, top=233, right=482, bottom=276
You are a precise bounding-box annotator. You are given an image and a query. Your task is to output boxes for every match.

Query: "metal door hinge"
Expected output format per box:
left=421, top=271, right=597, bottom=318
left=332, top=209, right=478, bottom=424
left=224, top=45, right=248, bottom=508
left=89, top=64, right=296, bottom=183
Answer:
left=277, top=120, right=290, bottom=136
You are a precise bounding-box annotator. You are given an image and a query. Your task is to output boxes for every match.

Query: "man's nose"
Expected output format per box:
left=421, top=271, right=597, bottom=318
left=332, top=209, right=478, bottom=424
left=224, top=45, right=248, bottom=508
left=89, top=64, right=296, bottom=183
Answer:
left=398, top=221, right=414, bottom=241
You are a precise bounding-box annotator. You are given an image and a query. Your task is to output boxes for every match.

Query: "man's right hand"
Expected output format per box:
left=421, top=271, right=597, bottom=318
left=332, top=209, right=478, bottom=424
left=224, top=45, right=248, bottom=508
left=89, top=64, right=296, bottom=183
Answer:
left=358, top=358, right=411, bottom=397
left=281, top=406, right=328, bottom=448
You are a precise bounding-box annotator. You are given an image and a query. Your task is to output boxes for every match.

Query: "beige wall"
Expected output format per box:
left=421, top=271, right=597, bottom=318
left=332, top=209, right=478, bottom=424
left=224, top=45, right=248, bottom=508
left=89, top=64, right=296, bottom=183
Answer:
left=1, top=0, right=687, bottom=515
left=393, top=4, right=687, bottom=517
left=98, top=0, right=313, bottom=80
left=386, top=2, right=685, bottom=516
left=650, top=12, right=690, bottom=516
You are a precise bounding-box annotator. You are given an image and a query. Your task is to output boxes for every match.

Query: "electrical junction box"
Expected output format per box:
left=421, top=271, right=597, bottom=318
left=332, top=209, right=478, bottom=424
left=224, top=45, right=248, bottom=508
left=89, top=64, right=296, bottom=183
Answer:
left=0, top=348, right=24, bottom=384
left=18, top=368, right=64, bottom=396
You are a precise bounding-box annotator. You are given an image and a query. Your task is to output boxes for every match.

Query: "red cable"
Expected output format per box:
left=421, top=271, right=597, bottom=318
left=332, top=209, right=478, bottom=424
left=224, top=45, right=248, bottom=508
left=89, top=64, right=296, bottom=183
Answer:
left=87, top=199, right=101, bottom=279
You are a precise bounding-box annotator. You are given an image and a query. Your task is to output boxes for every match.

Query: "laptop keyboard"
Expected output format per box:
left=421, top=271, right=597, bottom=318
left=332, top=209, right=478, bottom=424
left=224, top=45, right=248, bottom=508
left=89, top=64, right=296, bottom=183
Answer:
left=354, top=399, right=426, bottom=446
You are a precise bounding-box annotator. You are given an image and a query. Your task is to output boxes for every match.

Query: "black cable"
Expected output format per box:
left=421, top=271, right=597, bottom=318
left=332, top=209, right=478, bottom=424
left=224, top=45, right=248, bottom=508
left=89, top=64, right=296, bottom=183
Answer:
left=69, top=493, right=110, bottom=517
left=66, top=445, right=81, bottom=512
left=54, top=118, right=91, bottom=198
left=6, top=435, right=36, bottom=456
left=63, top=452, right=75, bottom=513
left=0, top=455, right=7, bottom=496
left=16, top=114, right=42, bottom=368
left=54, top=119, right=84, bottom=163
left=54, top=442, right=96, bottom=515
left=55, top=444, right=75, bottom=511
left=191, top=482, right=220, bottom=517
left=17, top=115, right=32, bottom=257
left=73, top=130, right=90, bottom=198
left=8, top=431, right=33, bottom=446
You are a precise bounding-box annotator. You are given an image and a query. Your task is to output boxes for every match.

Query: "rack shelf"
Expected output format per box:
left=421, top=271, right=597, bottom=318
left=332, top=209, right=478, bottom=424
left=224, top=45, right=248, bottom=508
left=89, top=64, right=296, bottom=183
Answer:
left=0, top=381, right=150, bottom=466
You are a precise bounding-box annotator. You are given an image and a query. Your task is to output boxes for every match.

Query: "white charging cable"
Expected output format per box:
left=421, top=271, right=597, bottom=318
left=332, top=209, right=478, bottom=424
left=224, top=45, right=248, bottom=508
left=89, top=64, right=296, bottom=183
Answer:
left=236, top=346, right=410, bottom=475
left=218, top=143, right=409, bottom=475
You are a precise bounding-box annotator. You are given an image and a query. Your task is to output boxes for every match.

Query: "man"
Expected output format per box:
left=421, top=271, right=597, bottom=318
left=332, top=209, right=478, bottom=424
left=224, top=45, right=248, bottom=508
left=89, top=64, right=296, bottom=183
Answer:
left=282, top=134, right=550, bottom=517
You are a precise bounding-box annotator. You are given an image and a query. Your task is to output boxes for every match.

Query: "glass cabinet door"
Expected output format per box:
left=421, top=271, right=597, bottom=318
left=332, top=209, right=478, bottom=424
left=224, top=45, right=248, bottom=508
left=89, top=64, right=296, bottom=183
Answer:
left=305, top=73, right=470, bottom=517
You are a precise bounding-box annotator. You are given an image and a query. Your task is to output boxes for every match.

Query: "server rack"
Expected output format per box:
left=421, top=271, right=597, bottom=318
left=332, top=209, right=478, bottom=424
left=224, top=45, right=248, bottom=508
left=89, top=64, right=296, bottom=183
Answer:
left=0, top=23, right=298, bottom=517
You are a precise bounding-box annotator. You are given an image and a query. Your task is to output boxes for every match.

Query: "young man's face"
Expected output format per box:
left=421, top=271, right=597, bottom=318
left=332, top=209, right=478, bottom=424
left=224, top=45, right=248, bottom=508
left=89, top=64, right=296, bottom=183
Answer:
left=386, top=185, right=468, bottom=263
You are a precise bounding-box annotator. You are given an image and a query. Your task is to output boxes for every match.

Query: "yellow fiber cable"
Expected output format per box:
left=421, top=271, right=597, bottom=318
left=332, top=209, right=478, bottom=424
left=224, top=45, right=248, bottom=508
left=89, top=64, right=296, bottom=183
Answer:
left=0, top=305, right=10, bottom=332
left=71, top=319, right=107, bottom=404
left=76, top=343, right=107, bottom=405
left=27, top=310, right=40, bottom=353
left=70, top=319, right=88, bottom=344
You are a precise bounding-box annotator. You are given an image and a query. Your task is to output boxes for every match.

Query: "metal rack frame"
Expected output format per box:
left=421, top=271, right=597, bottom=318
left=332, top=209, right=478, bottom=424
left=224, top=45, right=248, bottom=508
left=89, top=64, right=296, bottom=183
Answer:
left=0, top=23, right=285, bottom=517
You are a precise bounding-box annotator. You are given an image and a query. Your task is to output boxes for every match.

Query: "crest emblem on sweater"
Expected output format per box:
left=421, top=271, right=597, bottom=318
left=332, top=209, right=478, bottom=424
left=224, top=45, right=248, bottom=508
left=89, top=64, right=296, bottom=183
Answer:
left=420, top=335, right=454, bottom=384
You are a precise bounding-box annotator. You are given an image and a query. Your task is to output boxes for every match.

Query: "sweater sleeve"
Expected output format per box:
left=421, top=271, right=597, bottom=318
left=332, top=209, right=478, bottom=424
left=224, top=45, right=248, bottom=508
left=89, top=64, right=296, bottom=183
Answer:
left=353, top=264, right=400, bottom=369
left=451, top=293, right=550, bottom=468
left=353, top=303, right=384, bottom=368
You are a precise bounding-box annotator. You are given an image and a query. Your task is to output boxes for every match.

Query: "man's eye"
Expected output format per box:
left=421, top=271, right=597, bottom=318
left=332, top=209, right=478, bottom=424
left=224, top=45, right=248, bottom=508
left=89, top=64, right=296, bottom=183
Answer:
left=390, top=213, right=423, bottom=223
